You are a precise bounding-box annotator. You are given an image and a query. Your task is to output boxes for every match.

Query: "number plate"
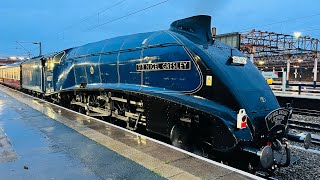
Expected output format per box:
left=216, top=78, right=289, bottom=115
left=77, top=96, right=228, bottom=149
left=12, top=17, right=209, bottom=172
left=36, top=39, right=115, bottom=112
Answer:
left=265, top=108, right=290, bottom=131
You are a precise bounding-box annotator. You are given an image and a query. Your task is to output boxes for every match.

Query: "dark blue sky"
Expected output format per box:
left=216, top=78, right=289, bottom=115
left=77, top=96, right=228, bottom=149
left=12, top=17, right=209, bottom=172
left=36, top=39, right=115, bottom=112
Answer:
left=1, top=0, right=320, bottom=57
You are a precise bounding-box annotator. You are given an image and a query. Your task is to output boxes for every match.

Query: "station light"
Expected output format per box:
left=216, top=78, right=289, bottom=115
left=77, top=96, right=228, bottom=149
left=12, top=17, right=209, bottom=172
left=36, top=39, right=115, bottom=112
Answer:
left=237, top=109, right=247, bottom=129
left=297, top=59, right=303, bottom=63
left=258, top=60, right=265, bottom=65
left=294, top=32, right=302, bottom=39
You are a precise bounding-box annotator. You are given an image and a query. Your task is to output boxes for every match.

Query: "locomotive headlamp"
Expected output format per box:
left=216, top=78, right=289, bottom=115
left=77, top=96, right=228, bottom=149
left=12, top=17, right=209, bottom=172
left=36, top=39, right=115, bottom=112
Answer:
left=50, top=62, right=54, bottom=68
left=237, top=109, right=247, bottom=129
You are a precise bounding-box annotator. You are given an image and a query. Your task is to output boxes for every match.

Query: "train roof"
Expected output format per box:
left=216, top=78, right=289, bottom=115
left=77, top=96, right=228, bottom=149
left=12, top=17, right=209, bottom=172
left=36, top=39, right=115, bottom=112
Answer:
left=0, top=61, right=23, bottom=68
left=59, top=15, right=213, bottom=60
left=21, top=51, right=66, bottom=64
left=12, top=15, right=213, bottom=62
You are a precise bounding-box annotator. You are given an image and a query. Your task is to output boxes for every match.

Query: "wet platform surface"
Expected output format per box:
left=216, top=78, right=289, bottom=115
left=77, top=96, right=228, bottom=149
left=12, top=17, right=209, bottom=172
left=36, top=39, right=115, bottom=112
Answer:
left=0, top=85, right=260, bottom=180
left=0, top=88, right=162, bottom=179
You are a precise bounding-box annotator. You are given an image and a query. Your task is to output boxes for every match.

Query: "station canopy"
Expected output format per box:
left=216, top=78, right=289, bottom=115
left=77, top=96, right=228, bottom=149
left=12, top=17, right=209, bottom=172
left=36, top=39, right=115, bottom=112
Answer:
left=216, top=30, right=319, bottom=68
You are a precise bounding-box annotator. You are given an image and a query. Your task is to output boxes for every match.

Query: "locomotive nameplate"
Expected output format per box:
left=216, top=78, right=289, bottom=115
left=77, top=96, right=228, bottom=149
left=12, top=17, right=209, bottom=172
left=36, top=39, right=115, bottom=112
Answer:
left=265, top=108, right=290, bottom=131
left=136, top=61, right=191, bottom=71
left=232, top=56, right=247, bottom=64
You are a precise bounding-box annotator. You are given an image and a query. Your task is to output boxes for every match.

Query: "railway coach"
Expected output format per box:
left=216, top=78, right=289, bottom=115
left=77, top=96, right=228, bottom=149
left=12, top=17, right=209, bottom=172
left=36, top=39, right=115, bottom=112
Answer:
left=0, top=62, right=22, bottom=89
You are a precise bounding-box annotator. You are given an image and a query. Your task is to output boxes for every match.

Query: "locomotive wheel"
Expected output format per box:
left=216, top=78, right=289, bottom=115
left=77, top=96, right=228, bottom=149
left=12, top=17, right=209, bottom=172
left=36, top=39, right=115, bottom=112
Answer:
left=191, top=142, right=211, bottom=158
left=70, top=104, right=76, bottom=111
left=170, top=124, right=191, bottom=150
left=78, top=107, right=86, bottom=114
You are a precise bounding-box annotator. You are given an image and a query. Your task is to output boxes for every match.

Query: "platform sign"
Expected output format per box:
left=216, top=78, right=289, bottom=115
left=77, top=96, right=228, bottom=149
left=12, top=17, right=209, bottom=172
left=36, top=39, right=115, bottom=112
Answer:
left=261, top=71, right=278, bottom=79
left=215, top=32, right=241, bottom=50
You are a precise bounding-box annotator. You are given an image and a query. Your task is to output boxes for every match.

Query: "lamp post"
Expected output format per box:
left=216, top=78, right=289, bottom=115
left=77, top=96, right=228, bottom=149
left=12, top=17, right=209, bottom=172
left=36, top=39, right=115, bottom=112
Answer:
left=314, top=53, right=318, bottom=89
left=297, top=59, right=303, bottom=94
left=286, top=59, right=290, bottom=87
left=32, top=42, right=42, bottom=56
left=16, top=41, right=42, bottom=57
left=294, top=32, right=303, bottom=94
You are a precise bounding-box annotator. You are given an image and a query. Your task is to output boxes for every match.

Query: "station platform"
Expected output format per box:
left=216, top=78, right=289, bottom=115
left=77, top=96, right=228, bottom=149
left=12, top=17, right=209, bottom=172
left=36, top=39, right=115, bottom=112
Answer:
left=271, top=85, right=320, bottom=94
left=269, top=85, right=320, bottom=94
left=272, top=81, right=320, bottom=88
left=273, top=90, right=320, bottom=100
left=0, top=85, right=260, bottom=180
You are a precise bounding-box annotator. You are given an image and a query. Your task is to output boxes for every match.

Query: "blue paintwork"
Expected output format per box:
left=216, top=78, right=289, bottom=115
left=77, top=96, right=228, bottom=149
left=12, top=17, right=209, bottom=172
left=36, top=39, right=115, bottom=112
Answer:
left=20, top=15, right=281, bottom=142
left=175, top=34, right=279, bottom=130
left=21, top=57, right=44, bottom=93
left=53, top=31, right=202, bottom=93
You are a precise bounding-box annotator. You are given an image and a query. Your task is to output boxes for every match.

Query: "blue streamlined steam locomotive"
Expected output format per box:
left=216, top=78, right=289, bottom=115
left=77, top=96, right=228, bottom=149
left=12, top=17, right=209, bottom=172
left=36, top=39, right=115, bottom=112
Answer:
left=0, top=15, right=311, bottom=173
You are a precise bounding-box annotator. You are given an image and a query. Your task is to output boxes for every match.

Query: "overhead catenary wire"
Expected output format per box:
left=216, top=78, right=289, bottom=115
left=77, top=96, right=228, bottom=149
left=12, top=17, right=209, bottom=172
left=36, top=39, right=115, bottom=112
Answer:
left=87, top=0, right=170, bottom=30
left=43, top=0, right=170, bottom=51
left=295, top=27, right=320, bottom=34
left=58, top=0, right=128, bottom=34
left=16, top=41, right=33, bottom=57
left=239, top=12, right=320, bottom=32
left=10, top=0, right=128, bottom=56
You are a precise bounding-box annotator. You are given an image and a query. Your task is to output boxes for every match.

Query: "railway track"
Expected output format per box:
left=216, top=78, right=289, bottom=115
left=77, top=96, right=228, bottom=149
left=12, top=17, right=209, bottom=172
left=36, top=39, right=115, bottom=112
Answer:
left=289, top=119, right=320, bottom=132
left=292, top=108, right=320, bottom=117
left=288, top=119, right=320, bottom=145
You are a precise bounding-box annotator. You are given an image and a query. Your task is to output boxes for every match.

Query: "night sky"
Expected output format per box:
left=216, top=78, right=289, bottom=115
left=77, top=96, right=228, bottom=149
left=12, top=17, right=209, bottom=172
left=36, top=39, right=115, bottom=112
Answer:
left=1, top=0, right=319, bottom=57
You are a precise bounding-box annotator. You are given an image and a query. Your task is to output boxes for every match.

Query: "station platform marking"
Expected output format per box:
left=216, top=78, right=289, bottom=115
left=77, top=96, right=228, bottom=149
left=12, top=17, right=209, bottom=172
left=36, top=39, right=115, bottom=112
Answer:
left=0, top=85, right=262, bottom=180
